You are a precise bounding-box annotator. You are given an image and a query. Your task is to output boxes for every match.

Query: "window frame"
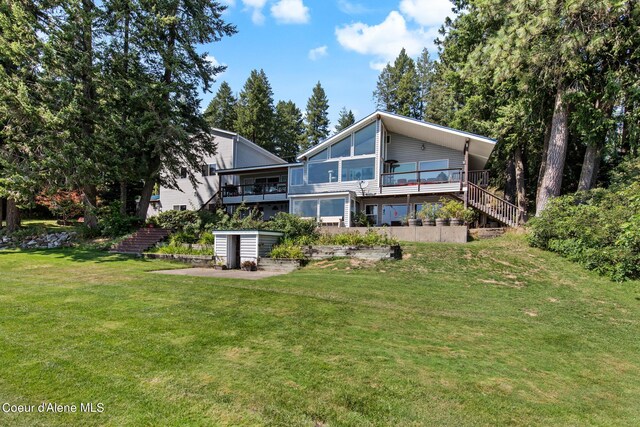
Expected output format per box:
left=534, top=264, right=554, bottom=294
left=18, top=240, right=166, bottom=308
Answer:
left=290, top=167, right=304, bottom=186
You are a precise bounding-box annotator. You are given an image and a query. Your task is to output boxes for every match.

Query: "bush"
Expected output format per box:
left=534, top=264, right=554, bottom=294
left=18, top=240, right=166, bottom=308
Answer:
left=97, top=202, right=141, bottom=237
left=269, top=240, right=306, bottom=259
left=267, top=212, right=318, bottom=240
left=440, top=198, right=465, bottom=219
left=149, top=209, right=221, bottom=238
left=154, top=244, right=214, bottom=256
left=527, top=158, right=640, bottom=281
left=169, top=231, right=198, bottom=245
left=317, top=229, right=398, bottom=246
left=198, top=232, right=215, bottom=245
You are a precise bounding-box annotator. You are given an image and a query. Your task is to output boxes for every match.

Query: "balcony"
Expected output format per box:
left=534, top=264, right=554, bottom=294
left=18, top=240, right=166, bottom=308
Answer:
left=222, top=181, right=288, bottom=204
left=379, top=168, right=489, bottom=195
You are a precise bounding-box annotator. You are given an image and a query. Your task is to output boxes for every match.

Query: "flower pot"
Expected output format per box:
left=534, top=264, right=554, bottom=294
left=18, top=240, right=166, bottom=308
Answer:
left=435, top=218, right=448, bottom=226
left=424, top=219, right=436, bottom=226
left=450, top=218, right=463, bottom=226
left=408, top=218, right=421, bottom=226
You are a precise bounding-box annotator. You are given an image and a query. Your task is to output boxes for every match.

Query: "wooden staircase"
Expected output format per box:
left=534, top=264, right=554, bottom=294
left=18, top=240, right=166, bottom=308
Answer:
left=466, top=182, right=520, bottom=228
left=109, top=227, right=171, bottom=254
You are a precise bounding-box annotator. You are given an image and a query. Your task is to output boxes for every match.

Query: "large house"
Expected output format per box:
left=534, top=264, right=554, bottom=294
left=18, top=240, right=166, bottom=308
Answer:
left=150, top=111, right=520, bottom=227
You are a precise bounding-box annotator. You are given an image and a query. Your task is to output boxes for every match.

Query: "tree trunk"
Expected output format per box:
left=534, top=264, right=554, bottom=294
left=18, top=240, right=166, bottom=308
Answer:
left=536, top=122, right=551, bottom=204
left=514, top=145, right=528, bottom=224
left=504, top=153, right=516, bottom=204
left=82, top=184, right=98, bottom=229
left=536, top=88, right=570, bottom=216
left=136, top=156, right=161, bottom=222
left=6, top=198, right=21, bottom=233
left=577, top=143, right=601, bottom=191
left=0, top=197, right=5, bottom=229
left=120, top=181, right=128, bottom=215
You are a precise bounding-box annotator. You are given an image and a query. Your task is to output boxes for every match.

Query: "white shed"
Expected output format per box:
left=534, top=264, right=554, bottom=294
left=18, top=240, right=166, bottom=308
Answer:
left=212, top=230, right=284, bottom=268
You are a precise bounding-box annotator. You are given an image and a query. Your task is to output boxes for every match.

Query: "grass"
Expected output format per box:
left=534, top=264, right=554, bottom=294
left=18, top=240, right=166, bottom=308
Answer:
left=0, top=235, right=639, bottom=426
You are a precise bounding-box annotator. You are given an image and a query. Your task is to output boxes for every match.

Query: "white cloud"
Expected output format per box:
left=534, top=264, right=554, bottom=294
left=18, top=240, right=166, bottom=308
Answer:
left=241, top=0, right=267, bottom=24
left=271, top=0, right=310, bottom=24
left=335, top=11, right=437, bottom=70
left=337, top=0, right=371, bottom=14
left=308, top=45, right=328, bottom=61
left=399, top=0, right=452, bottom=27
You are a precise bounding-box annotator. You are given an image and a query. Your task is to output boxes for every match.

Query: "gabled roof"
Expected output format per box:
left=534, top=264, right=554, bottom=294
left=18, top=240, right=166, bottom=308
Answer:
left=210, top=128, right=287, bottom=165
left=297, top=110, right=497, bottom=169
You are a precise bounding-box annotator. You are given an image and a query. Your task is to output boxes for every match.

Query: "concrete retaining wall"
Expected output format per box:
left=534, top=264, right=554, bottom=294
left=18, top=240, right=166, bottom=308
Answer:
left=258, top=258, right=304, bottom=272
left=320, top=226, right=468, bottom=243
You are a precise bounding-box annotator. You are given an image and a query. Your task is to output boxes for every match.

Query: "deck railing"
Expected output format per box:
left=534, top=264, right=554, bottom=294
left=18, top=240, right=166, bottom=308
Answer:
left=467, top=182, right=519, bottom=227
left=381, top=168, right=463, bottom=188
left=222, top=182, right=288, bottom=199
left=468, top=170, right=490, bottom=187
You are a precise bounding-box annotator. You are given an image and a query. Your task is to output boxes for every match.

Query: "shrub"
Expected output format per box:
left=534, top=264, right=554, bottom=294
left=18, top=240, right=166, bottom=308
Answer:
left=417, top=204, right=440, bottom=221
left=440, top=198, right=465, bottom=219
left=149, top=209, right=222, bottom=238
left=198, top=232, right=215, bottom=245
left=267, top=212, right=318, bottom=240
left=317, top=230, right=398, bottom=246
left=97, top=202, right=141, bottom=237
left=527, top=160, right=640, bottom=281
left=269, top=240, right=306, bottom=259
left=155, top=244, right=214, bottom=256
left=170, top=231, right=198, bottom=245
left=352, top=211, right=374, bottom=227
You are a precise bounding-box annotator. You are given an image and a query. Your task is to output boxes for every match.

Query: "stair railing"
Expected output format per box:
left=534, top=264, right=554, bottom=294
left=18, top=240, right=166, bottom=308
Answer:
left=467, top=182, right=520, bottom=227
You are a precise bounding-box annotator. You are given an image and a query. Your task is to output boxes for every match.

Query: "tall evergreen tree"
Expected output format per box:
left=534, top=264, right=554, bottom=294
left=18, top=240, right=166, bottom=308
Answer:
left=304, top=81, right=330, bottom=149
left=235, top=69, right=275, bottom=151
left=335, top=107, right=355, bottom=133
left=416, top=48, right=435, bottom=120
left=373, top=48, right=421, bottom=118
left=204, top=81, right=237, bottom=131
left=273, top=100, right=305, bottom=162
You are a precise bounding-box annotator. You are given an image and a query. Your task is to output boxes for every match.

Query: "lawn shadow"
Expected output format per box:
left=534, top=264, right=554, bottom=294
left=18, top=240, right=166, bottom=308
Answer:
left=0, top=247, right=151, bottom=264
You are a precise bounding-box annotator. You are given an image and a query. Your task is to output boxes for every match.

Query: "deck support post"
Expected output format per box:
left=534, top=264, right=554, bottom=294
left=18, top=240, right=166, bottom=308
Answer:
left=463, top=139, right=470, bottom=208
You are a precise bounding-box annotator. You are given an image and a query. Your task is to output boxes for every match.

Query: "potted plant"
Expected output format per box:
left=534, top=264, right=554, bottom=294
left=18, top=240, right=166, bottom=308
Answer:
left=214, top=261, right=228, bottom=270
left=435, top=208, right=449, bottom=226
left=417, top=204, right=438, bottom=226
left=461, top=207, right=477, bottom=227
left=407, top=211, right=421, bottom=227
left=241, top=260, right=257, bottom=271
left=440, top=198, right=466, bottom=226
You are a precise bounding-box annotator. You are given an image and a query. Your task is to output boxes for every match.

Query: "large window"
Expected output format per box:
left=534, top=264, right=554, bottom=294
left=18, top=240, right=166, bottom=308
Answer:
left=354, top=123, right=376, bottom=155
left=419, top=159, right=450, bottom=182
left=308, top=161, right=339, bottom=184
left=330, top=136, right=351, bottom=158
left=308, top=148, right=327, bottom=161
left=292, top=199, right=317, bottom=218
left=391, top=162, right=417, bottom=183
left=290, top=167, right=303, bottom=186
left=365, top=205, right=378, bottom=224
left=320, top=198, right=344, bottom=217
left=341, top=158, right=375, bottom=182
left=382, top=204, right=408, bottom=225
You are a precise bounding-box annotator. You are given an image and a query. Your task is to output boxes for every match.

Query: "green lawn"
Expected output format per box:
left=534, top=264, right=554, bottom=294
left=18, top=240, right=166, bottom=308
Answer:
left=1, top=236, right=639, bottom=426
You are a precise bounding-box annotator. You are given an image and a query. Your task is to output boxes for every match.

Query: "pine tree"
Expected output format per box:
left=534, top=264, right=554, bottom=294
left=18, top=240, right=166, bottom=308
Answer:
left=304, top=81, right=330, bottom=149
left=204, top=81, right=237, bottom=131
left=273, top=100, right=305, bottom=162
left=335, top=107, right=355, bottom=133
left=235, top=69, right=275, bottom=151
left=416, top=48, right=435, bottom=120
left=373, top=48, right=421, bottom=118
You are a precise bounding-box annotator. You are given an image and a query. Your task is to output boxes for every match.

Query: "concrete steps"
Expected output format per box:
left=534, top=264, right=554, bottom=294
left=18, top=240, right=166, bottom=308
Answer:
left=109, top=228, right=171, bottom=254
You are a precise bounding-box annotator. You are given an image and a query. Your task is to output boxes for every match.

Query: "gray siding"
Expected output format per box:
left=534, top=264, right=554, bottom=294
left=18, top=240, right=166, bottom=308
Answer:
left=235, top=138, right=285, bottom=169
left=386, top=133, right=463, bottom=169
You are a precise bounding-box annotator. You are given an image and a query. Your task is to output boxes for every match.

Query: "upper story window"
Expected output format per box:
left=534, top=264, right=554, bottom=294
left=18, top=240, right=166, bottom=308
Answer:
left=202, top=163, right=216, bottom=176
left=354, top=123, right=376, bottom=155
left=290, top=167, right=303, bottom=186
left=180, top=167, right=188, bottom=179
left=308, top=161, right=339, bottom=184
left=330, top=136, right=351, bottom=158
left=342, top=158, right=375, bottom=181
left=308, top=148, right=327, bottom=161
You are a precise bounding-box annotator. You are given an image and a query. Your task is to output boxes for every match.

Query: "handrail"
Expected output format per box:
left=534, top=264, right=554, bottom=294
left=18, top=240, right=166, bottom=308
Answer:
left=468, top=170, right=490, bottom=187
left=381, top=167, right=463, bottom=189
left=222, top=181, right=288, bottom=198
left=467, top=182, right=519, bottom=227
left=198, top=190, right=221, bottom=211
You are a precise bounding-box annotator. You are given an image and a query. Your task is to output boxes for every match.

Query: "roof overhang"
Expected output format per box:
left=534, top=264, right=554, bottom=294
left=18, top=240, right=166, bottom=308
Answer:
left=211, top=230, right=284, bottom=236
left=297, top=111, right=496, bottom=170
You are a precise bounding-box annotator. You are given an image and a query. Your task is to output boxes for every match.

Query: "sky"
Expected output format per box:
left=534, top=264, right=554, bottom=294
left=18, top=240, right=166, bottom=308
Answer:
left=200, top=0, right=455, bottom=127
